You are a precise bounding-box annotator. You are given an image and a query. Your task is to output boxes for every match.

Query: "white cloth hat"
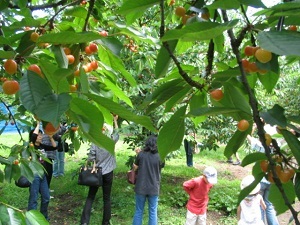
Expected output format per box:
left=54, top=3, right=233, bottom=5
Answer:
left=203, top=166, right=217, bottom=184
left=240, top=175, right=261, bottom=195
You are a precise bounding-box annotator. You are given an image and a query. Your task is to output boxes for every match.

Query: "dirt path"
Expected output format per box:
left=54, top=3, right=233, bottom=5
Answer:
left=194, top=160, right=300, bottom=225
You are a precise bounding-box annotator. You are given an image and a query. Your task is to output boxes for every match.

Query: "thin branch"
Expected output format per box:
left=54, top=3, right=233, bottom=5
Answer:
left=83, top=0, right=95, bottom=32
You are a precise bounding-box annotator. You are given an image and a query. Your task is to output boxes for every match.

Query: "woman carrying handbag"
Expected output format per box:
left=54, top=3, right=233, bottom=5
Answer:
left=80, top=115, right=119, bottom=225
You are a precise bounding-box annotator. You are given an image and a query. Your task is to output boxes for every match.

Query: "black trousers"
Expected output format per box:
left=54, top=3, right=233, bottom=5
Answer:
left=80, top=171, right=113, bottom=225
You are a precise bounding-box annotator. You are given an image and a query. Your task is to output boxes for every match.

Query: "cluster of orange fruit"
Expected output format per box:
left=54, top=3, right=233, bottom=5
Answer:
left=242, top=46, right=272, bottom=75
left=260, top=157, right=295, bottom=184
left=124, top=39, right=138, bottom=53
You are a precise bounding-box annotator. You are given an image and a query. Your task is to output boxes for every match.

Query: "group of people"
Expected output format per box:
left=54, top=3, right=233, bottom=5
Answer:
left=26, top=115, right=283, bottom=225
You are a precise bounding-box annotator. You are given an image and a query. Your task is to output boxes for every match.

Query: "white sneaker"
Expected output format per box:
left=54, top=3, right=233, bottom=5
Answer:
left=50, top=196, right=54, bottom=199
left=49, top=189, right=54, bottom=192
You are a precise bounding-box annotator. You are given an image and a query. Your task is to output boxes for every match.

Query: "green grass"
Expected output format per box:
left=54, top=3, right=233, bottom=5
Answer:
left=0, top=133, right=240, bottom=224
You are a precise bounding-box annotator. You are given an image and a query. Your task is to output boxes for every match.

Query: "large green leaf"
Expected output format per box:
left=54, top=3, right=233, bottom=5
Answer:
left=208, top=0, right=240, bottom=10
left=51, top=45, right=68, bottom=69
left=269, top=181, right=295, bottom=215
left=224, top=129, right=250, bottom=159
left=15, top=31, right=36, bottom=57
left=68, top=98, right=116, bottom=154
left=0, top=50, right=15, bottom=59
left=281, top=129, right=300, bottom=166
left=164, top=85, right=191, bottom=112
left=158, top=106, right=187, bottom=161
left=20, top=72, right=71, bottom=127
left=188, top=107, right=242, bottom=117
left=98, top=45, right=137, bottom=87
left=0, top=204, right=10, bottom=224
left=161, top=20, right=239, bottom=42
left=260, top=104, right=287, bottom=128
left=155, top=40, right=178, bottom=78
left=38, top=31, right=102, bottom=44
left=6, top=208, right=25, bottom=225
left=102, top=78, right=133, bottom=107
left=85, top=94, right=155, bottom=132
left=257, top=31, right=300, bottom=56
left=64, top=6, right=88, bottom=19
left=241, top=152, right=266, bottom=167
left=118, top=0, right=159, bottom=15
left=26, top=210, right=50, bottom=225
left=258, top=71, right=280, bottom=93
left=238, top=0, right=266, bottom=8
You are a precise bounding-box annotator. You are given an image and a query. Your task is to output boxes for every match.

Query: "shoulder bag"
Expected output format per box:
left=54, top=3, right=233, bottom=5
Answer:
left=15, top=175, right=31, bottom=188
left=78, top=161, right=103, bottom=187
left=127, top=169, right=137, bottom=184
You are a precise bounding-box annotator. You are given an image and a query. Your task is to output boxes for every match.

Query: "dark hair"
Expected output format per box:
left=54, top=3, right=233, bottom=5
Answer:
left=29, top=129, right=42, bottom=143
left=143, top=135, right=158, bottom=154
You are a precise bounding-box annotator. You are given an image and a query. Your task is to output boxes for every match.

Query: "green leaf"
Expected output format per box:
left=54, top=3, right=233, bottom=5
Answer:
left=188, top=107, right=242, bottom=117
left=269, top=182, right=295, bottom=215
left=241, top=152, right=266, bottom=167
left=158, top=106, right=187, bottom=161
left=208, top=0, right=240, bottom=10
left=103, top=78, right=133, bottom=107
left=38, top=31, right=101, bottom=44
left=98, top=45, right=137, bottom=87
left=15, top=31, right=36, bottom=57
left=155, top=40, right=178, bottom=78
left=257, top=31, right=300, bottom=56
left=258, top=71, right=280, bottom=93
left=161, top=20, right=239, bottom=42
left=0, top=204, right=10, bottom=224
left=26, top=210, right=50, bottom=225
left=0, top=50, right=15, bottom=59
left=294, top=172, right=300, bottom=201
left=51, top=45, right=68, bottom=69
left=238, top=0, right=266, bottom=8
left=6, top=208, right=25, bottom=225
left=64, top=6, right=88, bottom=19
left=224, top=129, right=250, bottom=159
left=281, top=129, right=300, bottom=166
left=165, top=86, right=191, bottom=112
left=68, top=98, right=116, bottom=154
left=260, top=104, right=287, bottom=128
left=85, top=94, right=155, bottom=132
left=118, top=0, right=159, bottom=15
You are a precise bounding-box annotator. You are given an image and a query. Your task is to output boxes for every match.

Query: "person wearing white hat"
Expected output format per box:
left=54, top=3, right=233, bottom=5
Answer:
left=183, top=166, right=217, bottom=225
left=237, top=175, right=266, bottom=225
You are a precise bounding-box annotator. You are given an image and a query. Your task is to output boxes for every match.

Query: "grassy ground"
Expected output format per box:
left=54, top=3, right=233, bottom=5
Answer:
left=0, top=133, right=240, bottom=225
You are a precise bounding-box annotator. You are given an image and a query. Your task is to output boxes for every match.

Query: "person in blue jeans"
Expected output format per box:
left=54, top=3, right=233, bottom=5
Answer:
left=247, top=128, right=279, bottom=225
left=53, top=123, right=68, bottom=178
left=28, top=121, right=57, bottom=220
left=28, top=174, right=50, bottom=220
left=132, top=135, right=165, bottom=225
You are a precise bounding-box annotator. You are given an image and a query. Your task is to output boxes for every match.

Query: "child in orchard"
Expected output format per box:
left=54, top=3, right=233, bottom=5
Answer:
left=237, top=175, right=266, bottom=225
left=183, top=166, right=217, bottom=225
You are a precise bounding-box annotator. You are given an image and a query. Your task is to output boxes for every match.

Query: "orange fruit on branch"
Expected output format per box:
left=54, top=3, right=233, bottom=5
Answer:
left=210, top=89, right=224, bottom=101
left=237, top=119, right=249, bottom=132
left=255, top=49, right=272, bottom=63
left=44, top=122, right=59, bottom=135
left=2, top=80, right=20, bottom=95
left=4, top=59, right=18, bottom=75
left=175, top=6, right=186, bottom=17
left=30, top=32, right=39, bottom=42
left=28, top=64, right=43, bottom=78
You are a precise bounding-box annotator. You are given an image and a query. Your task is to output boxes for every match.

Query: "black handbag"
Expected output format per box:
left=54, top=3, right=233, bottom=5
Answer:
left=78, top=161, right=103, bottom=187
left=15, top=176, right=31, bottom=188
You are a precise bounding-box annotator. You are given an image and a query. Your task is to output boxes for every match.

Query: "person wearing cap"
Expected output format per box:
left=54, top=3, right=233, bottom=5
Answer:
left=183, top=166, right=217, bottom=225
left=237, top=175, right=266, bottom=225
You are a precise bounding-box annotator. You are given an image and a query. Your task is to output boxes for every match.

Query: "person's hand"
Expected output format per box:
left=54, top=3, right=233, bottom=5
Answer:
left=135, top=147, right=141, bottom=154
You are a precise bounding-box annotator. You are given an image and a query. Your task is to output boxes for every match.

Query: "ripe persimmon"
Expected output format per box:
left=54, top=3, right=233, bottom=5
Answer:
left=2, top=80, right=20, bottom=95
left=84, top=46, right=93, bottom=55
left=99, top=30, right=108, bottom=37
left=210, top=89, right=224, bottom=101
left=244, top=46, right=259, bottom=56
left=63, top=47, right=71, bottom=55
left=4, top=59, right=18, bottom=75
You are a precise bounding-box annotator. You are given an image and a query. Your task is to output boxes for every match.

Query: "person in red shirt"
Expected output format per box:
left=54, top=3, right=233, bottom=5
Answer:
left=183, top=166, right=217, bottom=225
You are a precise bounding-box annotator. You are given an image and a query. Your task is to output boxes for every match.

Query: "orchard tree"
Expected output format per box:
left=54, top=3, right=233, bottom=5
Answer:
left=1, top=0, right=300, bottom=224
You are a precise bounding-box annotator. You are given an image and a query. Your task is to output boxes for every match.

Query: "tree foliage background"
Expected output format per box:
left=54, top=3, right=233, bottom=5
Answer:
left=1, top=0, right=300, bottom=224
